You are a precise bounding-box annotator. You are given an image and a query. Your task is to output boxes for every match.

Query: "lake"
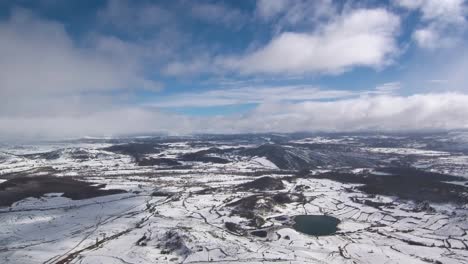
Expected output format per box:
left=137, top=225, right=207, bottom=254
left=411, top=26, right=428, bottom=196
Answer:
left=292, top=215, right=340, bottom=236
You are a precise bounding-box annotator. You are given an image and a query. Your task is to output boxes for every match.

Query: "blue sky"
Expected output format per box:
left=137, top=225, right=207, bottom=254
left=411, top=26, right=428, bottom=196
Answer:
left=0, top=0, right=467, bottom=138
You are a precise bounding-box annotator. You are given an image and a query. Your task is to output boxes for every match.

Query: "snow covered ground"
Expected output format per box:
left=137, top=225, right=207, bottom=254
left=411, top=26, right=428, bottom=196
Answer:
left=1, top=133, right=467, bottom=263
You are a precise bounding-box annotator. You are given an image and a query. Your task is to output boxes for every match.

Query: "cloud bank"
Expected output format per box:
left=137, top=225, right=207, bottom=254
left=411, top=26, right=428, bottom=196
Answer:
left=2, top=93, right=468, bottom=139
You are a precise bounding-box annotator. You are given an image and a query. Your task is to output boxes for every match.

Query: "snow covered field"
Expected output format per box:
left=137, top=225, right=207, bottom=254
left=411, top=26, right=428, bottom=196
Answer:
left=1, top=133, right=467, bottom=263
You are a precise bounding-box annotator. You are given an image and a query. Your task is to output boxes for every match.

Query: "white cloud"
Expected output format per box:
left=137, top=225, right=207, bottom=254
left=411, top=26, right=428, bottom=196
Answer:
left=0, top=108, right=196, bottom=140
left=163, top=57, right=213, bottom=76
left=256, top=0, right=335, bottom=30
left=394, top=0, right=466, bottom=23
left=230, top=93, right=468, bottom=133
left=411, top=26, right=461, bottom=49
left=375, top=82, right=402, bottom=93
left=427, top=79, right=449, bottom=84
left=393, top=0, right=424, bottom=9
left=148, top=83, right=404, bottom=108
left=0, top=7, right=166, bottom=122
left=413, top=27, right=440, bottom=49
left=0, top=8, right=160, bottom=101
left=98, top=0, right=173, bottom=32
left=394, top=0, right=467, bottom=49
left=221, top=8, right=400, bottom=75
left=149, top=85, right=358, bottom=108
left=2, top=93, right=468, bottom=139
left=190, top=2, right=246, bottom=29
left=164, top=7, right=400, bottom=77
left=256, top=0, right=290, bottom=20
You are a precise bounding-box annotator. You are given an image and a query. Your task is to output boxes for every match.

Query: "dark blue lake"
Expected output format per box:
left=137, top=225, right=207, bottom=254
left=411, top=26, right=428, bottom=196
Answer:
left=292, top=215, right=340, bottom=236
